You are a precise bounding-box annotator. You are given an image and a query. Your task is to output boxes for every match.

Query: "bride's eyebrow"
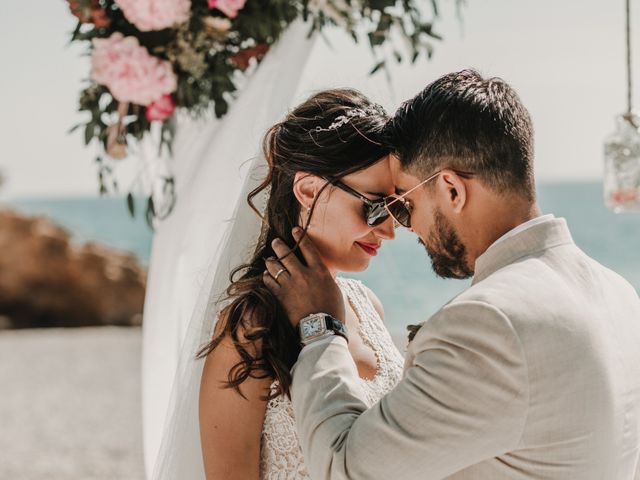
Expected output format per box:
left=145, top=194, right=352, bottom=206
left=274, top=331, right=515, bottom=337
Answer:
left=364, top=190, right=387, bottom=198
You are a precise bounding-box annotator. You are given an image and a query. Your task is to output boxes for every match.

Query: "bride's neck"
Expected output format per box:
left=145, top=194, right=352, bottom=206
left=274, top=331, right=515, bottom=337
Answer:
left=326, top=264, right=338, bottom=279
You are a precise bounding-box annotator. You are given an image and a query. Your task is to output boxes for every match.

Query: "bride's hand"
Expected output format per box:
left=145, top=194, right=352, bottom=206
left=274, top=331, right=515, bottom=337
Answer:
left=263, top=227, right=345, bottom=327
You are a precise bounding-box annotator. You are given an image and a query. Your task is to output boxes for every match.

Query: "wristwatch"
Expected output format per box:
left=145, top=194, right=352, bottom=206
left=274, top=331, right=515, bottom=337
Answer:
left=298, top=313, right=348, bottom=346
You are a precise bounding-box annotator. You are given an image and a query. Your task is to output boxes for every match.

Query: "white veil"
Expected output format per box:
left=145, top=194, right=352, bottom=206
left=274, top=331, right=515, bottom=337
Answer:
left=145, top=19, right=318, bottom=479
left=149, top=159, right=267, bottom=479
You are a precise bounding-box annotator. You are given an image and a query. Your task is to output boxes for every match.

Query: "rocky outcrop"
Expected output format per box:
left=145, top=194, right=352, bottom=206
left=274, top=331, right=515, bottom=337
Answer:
left=0, top=209, right=146, bottom=329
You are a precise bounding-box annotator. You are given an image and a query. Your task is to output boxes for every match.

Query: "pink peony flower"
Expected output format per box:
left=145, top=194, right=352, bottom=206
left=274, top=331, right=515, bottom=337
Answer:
left=208, top=0, right=246, bottom=19
left=115, top=0, right=191, bottom=32
left=145, top=94, right=176, bottom=121
left=91, top=33, right=177, bottom=106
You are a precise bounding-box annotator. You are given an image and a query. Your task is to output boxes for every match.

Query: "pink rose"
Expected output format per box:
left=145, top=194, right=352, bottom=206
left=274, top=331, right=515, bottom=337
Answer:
left=145, top=95, right=176, bottom=121
left=115, top=0, right=191, bottom=32
left=91, top=33, right=177, bottom=106
left=208, top=0, right=246, bottom=19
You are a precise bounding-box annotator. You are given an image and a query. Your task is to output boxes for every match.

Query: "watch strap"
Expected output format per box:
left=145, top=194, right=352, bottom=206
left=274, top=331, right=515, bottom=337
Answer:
left=324, top=315, right=348, bottom=342
left=298, top=313, right=348, bottom=345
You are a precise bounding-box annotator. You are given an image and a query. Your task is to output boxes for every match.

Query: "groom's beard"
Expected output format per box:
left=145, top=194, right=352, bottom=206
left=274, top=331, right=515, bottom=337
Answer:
left=420, top=209, right=474, bottom=280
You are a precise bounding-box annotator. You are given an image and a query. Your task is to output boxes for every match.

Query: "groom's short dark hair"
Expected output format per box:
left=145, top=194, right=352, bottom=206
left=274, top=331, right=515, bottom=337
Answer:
left=384, top=69, right=535, bottom=200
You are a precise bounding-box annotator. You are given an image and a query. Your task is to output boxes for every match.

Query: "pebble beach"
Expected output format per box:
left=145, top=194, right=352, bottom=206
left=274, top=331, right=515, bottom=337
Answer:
left=0, top=327, right=145, bottom=480
left=0, top=326, right=408, bottom=480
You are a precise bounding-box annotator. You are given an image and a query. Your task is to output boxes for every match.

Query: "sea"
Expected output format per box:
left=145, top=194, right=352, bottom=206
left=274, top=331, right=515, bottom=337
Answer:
left=4, top=182, right=639, bottom=338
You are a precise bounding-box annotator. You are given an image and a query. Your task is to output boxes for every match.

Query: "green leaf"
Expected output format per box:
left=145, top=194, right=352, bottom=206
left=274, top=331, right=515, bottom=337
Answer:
left=424, top=43, right=434, bottom=59
left=431, top=0, right=440, bottom=17
left=214, top=98, right=228, bottom=117
left=145, top=196, right=156, bottom=230
left=368, top=0, right=396, bottom=10
left=422, top=23, right=443, bottom=40
left=126, top=192, right=135, bottom=218
left=368, top=30, right=386, bottom=47
left=68, top=123, right=82, bottom=135
left=369, top=60, right=385, bottom=75
left=98, top=171, right=107, bottom=196
left=84, top=123, right=94, bottom=146
left=69, top=21, right=83, bottom=44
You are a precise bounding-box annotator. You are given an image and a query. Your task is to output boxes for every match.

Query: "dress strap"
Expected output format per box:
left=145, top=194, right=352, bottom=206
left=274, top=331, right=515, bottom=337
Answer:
left=336, top=277, right=381, bottom=326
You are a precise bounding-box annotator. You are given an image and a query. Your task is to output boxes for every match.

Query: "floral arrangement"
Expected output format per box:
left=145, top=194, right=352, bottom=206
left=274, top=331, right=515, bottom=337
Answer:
left=67, top=0, right=449, bottom=224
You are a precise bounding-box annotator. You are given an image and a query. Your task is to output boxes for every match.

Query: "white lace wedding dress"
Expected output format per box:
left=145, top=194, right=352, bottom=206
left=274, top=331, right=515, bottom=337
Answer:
left=259, top=277, right=404, bottom=479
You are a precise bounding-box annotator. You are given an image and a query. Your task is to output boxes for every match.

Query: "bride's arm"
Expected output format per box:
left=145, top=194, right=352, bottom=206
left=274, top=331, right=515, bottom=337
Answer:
left=199, top=327, right=271, bottom=480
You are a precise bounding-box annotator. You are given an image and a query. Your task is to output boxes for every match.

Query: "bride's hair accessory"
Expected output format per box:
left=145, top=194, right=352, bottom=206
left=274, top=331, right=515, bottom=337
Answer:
left=314, top=103, right=387, bottom=133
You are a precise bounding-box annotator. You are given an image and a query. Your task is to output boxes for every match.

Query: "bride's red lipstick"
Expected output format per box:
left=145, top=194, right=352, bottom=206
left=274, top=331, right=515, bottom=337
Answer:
left=355, top=242, right=380, bottom=256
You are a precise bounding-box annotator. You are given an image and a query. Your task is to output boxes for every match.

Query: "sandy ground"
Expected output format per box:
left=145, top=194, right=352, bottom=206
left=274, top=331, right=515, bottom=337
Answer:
left=0, top=327, right=145, bottom=480
left=0, top=326, right=409, bottom=480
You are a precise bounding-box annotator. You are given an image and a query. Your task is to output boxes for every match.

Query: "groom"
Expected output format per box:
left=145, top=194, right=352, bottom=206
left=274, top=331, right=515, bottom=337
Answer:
left=264, top=70, right=640, bottom=479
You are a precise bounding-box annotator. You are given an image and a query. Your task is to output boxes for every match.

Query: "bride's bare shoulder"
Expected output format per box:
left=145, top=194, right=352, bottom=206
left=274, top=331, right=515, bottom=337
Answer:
left=210, top=306, right=265, bottom=355
left=200, top=308, right=272, bottom=405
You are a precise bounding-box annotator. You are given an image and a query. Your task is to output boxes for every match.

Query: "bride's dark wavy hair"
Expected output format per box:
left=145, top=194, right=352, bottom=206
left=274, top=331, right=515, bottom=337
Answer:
left=196, top=88, right=390, bottom=400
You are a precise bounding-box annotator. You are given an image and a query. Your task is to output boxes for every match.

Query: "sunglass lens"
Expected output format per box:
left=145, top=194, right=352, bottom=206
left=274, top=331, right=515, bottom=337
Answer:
left=365, top=203, right=391, bottom=227
left=385, top=198, right=411, bottom=228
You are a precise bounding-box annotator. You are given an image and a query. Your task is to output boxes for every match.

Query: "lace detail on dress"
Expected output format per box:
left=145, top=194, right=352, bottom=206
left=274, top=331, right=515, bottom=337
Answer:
left=259, top=277, right=404, bottom=479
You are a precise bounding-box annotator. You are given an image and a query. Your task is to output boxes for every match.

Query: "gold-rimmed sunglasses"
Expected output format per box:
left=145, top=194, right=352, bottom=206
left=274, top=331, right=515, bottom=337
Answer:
left=383, top=169, right=475, bottom=228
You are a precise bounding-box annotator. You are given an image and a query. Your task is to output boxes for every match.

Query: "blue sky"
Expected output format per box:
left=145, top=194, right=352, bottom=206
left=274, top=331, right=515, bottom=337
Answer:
left=1, top=0, right=636, bottom=198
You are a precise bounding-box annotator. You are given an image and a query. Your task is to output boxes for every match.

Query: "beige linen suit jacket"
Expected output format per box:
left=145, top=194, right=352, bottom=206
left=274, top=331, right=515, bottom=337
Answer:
left=291, top=217, right=640, bottom=479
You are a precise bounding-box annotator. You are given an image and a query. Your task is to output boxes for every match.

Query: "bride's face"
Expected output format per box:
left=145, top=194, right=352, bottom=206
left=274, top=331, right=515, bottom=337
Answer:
left=297, top=157, right=396, bottom=274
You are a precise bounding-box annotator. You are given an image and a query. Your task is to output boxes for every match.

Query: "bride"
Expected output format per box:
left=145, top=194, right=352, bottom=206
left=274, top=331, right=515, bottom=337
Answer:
left=171, top=88, right=406, bottom=479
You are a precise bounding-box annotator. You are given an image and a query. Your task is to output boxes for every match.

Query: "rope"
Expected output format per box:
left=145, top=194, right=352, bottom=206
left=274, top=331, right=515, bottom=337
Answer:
left=626, top=0, right=633, bottom=115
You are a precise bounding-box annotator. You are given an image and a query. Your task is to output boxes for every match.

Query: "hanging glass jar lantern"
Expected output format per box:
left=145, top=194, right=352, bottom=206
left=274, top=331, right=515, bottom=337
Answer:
left=604, top=114, right=640, bottom=212
left=604, top=0, right=640, bottom=212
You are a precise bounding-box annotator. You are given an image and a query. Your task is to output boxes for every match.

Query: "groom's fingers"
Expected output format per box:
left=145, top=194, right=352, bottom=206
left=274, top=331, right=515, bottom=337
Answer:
left=263, top=270, right=281, bottom=294
left=265, top=257, right=290, bottom=283
left=271, top=238, right=302, bottom=274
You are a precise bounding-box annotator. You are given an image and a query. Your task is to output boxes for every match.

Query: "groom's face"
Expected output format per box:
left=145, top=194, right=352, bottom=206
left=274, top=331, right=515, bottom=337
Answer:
left=389, top=155, right=473, bottom=279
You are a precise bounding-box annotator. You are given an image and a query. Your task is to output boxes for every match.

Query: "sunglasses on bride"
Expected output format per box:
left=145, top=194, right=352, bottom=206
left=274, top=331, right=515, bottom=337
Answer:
left=328, top=179, right=411, bottom=228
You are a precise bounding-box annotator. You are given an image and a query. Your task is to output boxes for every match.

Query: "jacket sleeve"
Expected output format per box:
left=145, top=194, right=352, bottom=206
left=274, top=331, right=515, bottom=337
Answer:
left=290, top=300, right=529, bottom=479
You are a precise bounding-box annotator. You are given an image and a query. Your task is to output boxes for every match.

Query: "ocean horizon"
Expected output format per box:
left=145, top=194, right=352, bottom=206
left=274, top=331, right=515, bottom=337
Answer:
left=3, top=181, right=639, bottom=337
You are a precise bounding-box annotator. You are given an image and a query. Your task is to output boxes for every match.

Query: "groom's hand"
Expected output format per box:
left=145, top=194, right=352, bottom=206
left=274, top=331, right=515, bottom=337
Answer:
left=263, top=227, right=345, bottom=327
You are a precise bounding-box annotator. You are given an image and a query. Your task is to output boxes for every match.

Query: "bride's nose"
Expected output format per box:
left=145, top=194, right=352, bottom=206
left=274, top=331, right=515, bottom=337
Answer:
left=374, top=216, right=395, bottom=241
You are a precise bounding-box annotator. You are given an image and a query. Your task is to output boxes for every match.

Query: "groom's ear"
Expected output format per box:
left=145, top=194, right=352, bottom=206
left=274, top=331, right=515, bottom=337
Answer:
left=292, top=171, right=320, bottom=209
left=439, top=170, right=467, bottom=214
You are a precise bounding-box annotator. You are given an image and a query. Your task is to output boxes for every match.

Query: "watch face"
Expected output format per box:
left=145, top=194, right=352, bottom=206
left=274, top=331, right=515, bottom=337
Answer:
left=301, top=317, right=324, bottom=338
